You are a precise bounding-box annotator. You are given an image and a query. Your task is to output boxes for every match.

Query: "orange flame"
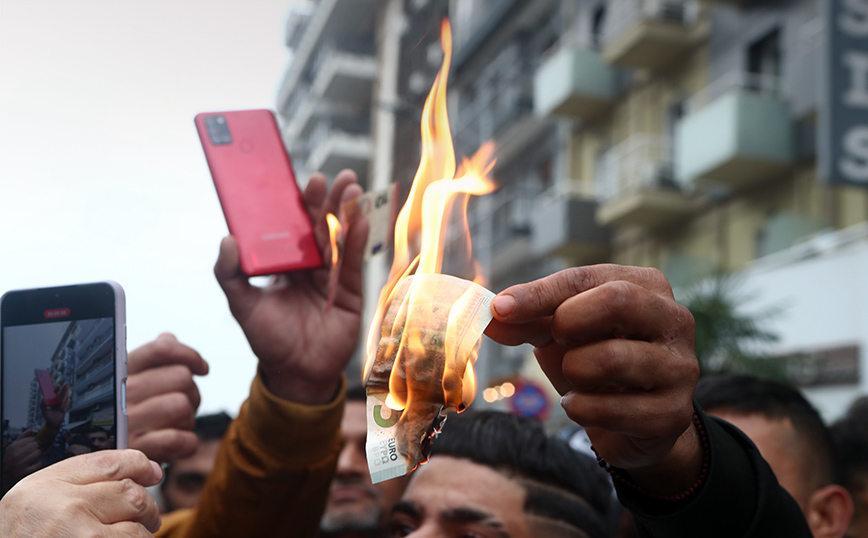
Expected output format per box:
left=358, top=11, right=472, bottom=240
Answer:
left=326, top=213, right=341, bottom=268
left=363, top=19, right=496, bottom=412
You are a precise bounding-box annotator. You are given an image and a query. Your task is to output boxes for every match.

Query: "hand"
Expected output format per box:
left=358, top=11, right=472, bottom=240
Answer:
left=40, top=383, right=70, bottom=429
left=1, top=431, right=43, bottom=493
left=214, top=170, right=368, bottom=405
left=0, top=449, right=162, bottom=538
left=127, top=333, right=209, bottom=463
left=485, top=265, right=702, bottom=494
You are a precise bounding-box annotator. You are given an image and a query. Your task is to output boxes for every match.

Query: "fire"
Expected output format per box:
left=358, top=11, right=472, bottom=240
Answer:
left=363, top=19, right=496, bottom=412
left=326, top=213, right=341, bottom=268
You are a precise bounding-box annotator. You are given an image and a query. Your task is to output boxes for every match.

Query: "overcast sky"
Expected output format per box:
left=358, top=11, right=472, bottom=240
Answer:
left=1, top=0, right=297, bottom=416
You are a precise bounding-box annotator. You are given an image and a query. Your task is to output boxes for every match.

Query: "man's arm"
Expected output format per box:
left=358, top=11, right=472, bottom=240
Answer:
left=157, top=169, right=368, bottom=538
left=485, top=265, right=811, bottom=537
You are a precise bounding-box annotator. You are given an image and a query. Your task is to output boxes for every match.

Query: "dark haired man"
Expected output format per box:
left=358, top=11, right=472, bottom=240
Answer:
left=86, top=426, right=110, bottom=450
left=831, top=396, right=868, bottom=538
left=320, top=385, right=410, bottom=538
left=160, top=412, right=233, bottom=513
left=696, top=374, right=853, bottom=538
left=390, top=410, right=617, bottom=538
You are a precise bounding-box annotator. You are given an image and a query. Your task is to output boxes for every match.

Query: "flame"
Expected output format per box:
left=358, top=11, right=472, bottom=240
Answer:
left=326, top=213, right=341, bottom=268
left=363, top=19, right=495, bottom=412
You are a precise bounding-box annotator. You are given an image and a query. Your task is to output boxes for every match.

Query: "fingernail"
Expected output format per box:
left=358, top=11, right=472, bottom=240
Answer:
left=151, top=461, right=163, bottom=481
left=492, top=295, right=516, bottom=318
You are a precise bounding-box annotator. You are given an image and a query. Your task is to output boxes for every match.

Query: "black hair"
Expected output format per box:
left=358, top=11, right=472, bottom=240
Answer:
left=346, top=383, right=368, bottom=403
left=830, top=396, right=868, bottom=494
left=87, top=425, right=107, bottom=435
left=695, top=374, right=835, bottom=487
left=431, top=410, right=615, bottom=538
left=66, top=435, right=95, bottom=450
left=194, top=412, right=232, bottom=441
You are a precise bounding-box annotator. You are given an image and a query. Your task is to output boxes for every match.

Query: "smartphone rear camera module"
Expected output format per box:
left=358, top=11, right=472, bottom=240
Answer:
left=205, top=115, right=233, bottom=145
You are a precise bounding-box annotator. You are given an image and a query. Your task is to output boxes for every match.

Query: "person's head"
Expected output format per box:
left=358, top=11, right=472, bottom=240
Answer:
left=87, top=426, right=110, bottom=450
left=320, top=385, right=410, bottom=538
left=389, top=410, right=616, bottom=538
left=831, top=396, right=868, bottom=538
left=696, top=374, right=853, bottom=538
left=160, top=411, right=232, bottom=513
left=64, top=435, right=94, bottom=459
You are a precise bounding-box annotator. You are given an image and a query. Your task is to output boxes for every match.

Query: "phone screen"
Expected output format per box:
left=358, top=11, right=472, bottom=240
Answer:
left=1, top=282, right=125, bottom=495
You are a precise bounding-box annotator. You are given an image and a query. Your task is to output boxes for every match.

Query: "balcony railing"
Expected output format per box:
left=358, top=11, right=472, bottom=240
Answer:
left=676, top=71, right=794, bottom=189
left=531, top=181, right=611, bottom=260
left=595, top=133, right=692, bottom=227
left=534, top=41, right=617, bottom=121
left=601, top=0, right=707, bottom=71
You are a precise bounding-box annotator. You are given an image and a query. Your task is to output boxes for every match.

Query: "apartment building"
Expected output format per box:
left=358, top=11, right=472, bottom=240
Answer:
left=534, top=0, right=867, bottom=419
left=276, top=0, right=867, bottom=420
left=276, top=0, right=379, bottom=190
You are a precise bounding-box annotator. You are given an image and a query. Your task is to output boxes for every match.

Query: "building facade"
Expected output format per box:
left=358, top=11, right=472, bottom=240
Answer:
left=276, top=0, right=868, bottom=422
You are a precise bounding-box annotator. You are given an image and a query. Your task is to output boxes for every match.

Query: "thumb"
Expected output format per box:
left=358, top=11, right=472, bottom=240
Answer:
left=15, top=429, right=34, bottom=440
left=214, top=235, right=259, bottom=317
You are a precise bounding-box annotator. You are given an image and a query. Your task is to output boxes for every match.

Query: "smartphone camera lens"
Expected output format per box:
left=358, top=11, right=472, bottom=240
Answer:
left=205, top=115, right=232, bottom=145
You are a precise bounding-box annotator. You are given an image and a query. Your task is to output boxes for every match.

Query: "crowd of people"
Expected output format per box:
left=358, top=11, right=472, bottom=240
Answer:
left=1, top=169, right=866, bottom=538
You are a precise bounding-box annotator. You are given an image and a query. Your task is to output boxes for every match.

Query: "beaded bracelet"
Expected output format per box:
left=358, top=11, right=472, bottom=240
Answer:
left=591, top=411, right=710, bottom=502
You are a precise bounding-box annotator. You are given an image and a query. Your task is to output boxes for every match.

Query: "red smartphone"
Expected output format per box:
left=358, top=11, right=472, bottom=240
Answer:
left=35, top=368, right=59, bottom=406
left=194, top=109, right=323, bottom=276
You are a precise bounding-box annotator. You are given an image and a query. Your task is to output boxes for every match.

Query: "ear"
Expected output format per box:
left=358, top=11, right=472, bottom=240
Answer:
left=805, top=484, right=854, bottom=538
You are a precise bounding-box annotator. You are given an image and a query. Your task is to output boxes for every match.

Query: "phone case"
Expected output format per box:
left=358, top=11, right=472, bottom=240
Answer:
left=35, top=369, right=59, bottom=406
left=194, top=109, right=323, bottom=276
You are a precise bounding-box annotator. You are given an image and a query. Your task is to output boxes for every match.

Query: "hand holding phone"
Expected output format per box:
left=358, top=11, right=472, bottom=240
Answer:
left=195, top=109, right=323, bottom=276
left=1, top=281, right=127, bottom=497
left=34, top=369, right=59, bottom=406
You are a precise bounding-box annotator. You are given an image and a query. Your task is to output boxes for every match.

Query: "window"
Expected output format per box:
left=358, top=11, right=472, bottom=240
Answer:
left=747, top=28, right=781, bottom=93
left=591, top=5, right=606, bottom=49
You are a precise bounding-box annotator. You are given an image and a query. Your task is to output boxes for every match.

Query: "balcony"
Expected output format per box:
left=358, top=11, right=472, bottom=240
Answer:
left=530, top=183, right=611, bottom=260
left=602, top=0, right=708, bottom=72
left=306, top=121, right=372, bottom=186
left=595, top=133, right=693, bottom=228
left=676, top=73, right=794, bottom=189
left=534, top=44, right=617, bottom=121
left=310, top=42, right=377, bottom=105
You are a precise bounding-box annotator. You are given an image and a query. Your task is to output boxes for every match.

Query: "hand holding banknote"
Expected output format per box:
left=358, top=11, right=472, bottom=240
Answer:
left=214, top=169, right=369, bottom=405
left=485, top=265, right=703, bottom=498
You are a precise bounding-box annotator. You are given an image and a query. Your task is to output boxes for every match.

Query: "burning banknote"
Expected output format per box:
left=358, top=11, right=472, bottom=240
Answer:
left=365, top=274, right=494, bottom=483
left=363, top=19, right=496, bottom=483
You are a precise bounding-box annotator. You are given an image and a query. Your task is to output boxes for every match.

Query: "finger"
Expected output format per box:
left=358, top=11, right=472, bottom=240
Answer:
left=87, top=477, right=161, bottom=532
left=484, top=317, right=554, bottom=347
left=126, top=364, right=201, bottom=409
left=533, top=342, right=574, bottom=395
left=491, top=265, right=675, bottom=323
left=214, top=235, right=262, bottom=319
left=561, top=339, right=691, bottom=393
left=312, top=170, right=359, bottom=251
left=336, top=188, right=368, bottom=299
left=15, top=440, right=43, bottom=467
left=14, top=429, right=34, bottom=440
left=550, top=281, right=693, bottom=348
left=561, top=390, right=693, bottom=442
left=129, top=429, right=198, bottom=463
left=127, top=334, right=209, bottom=376
left=127, top=392, right=196, bottom=433
left=59, top=449, right=161, bottom=486
left=58, top=383, right=70, bottom=403
left=106, top=521, right=158, bottom=538
left=303, top=172, right=327, bottom=210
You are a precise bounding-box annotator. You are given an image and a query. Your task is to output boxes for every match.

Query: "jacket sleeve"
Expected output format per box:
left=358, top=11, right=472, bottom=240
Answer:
left=615, top=407, right=813, bottom=538
left=155, top=372, right=345, bottom=538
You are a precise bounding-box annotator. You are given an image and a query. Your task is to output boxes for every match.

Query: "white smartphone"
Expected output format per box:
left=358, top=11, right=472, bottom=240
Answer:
left=0, top=281, right=127, bottom=496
